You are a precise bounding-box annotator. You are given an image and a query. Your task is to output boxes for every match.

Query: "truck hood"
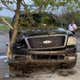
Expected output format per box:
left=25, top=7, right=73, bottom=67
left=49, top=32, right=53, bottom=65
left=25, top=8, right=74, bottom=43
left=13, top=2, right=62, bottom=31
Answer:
left=22, top=28, right=73, bottom=37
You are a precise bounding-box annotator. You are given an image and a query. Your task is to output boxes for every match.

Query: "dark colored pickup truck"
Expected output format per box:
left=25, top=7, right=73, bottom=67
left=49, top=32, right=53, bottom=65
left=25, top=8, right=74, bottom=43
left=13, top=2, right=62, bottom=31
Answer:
left=8, top=13, right=77, bottom=72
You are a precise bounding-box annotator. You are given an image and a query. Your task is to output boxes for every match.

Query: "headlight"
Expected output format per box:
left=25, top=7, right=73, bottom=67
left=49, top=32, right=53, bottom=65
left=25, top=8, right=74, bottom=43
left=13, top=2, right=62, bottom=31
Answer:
left=68, top=56, right=76, bottom=60
left=67, top=36, right=77, bottom=46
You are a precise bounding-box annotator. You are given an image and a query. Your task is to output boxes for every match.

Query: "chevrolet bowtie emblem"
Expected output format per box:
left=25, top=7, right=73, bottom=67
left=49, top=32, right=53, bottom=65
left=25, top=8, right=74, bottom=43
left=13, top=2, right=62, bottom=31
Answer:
left=43, top=40, right=52, bottom=44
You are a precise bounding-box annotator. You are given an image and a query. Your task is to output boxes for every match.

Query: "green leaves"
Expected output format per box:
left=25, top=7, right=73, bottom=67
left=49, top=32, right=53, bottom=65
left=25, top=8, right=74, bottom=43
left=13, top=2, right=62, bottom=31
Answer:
left=33, top=0, right=80, bottom=13
left=0, top=0, right=80, bottom=15
left=33, top=0, right=42, bottom=6
left=33, top=0, right=55, bottom=8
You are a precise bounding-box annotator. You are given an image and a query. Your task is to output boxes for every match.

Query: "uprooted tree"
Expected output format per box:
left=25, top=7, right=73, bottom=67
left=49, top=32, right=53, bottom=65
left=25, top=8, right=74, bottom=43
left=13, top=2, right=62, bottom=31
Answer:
left=0, top=0, right=80, bottom=59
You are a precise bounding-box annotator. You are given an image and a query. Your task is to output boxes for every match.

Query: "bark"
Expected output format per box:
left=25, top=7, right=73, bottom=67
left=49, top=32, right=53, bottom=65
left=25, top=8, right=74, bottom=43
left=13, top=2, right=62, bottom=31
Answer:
left=38, top=0, right=48, bottom=12
left=7, top=0, right=22, bottom=59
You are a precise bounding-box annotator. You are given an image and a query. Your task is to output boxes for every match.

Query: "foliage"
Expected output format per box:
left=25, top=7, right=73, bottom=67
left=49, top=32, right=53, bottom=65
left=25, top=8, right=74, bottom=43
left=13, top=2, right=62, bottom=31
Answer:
left=0, top=0, right=80, bottom=29
left=55, top=12, right=80, bottom=29
left=17, top=12, right=57, bottom=30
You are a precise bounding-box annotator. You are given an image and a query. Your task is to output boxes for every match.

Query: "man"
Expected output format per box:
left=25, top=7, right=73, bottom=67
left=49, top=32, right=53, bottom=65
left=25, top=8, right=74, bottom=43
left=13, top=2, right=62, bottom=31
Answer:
left=68, top=21, right=77, bottom=34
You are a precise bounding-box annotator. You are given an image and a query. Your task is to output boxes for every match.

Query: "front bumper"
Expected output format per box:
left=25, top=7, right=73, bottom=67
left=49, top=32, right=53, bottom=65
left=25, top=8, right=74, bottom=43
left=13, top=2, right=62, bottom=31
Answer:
left=9, top=46, right=77, bottom=67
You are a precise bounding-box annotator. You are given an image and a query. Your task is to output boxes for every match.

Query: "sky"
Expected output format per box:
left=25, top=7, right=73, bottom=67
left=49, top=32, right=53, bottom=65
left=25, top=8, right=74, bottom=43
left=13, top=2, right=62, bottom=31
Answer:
left=0, top=0, right=33, bottom=17
left=0, top=9, right=14, bottom=17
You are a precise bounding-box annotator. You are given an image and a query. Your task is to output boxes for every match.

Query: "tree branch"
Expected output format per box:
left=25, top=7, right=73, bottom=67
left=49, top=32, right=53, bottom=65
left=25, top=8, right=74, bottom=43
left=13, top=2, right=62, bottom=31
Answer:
left=11, top=0, right=22, bottom=45
left=1, top=0, right=15, bottom=12
left=1, top=17, right=13, bottom=30
left=7, top=0, right=22, bottom=59
left=21, top=0, right=35, bottom=27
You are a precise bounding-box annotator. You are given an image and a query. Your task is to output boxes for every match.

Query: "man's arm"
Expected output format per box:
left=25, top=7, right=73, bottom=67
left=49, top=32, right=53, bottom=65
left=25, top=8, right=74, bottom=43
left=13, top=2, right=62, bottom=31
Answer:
left=73, top=24, right=77, bottom=30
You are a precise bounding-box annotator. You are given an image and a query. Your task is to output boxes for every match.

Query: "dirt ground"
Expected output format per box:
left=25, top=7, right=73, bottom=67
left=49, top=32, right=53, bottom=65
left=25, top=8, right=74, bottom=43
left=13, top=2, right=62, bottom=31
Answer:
left=0, top=31, right=80, bottom=80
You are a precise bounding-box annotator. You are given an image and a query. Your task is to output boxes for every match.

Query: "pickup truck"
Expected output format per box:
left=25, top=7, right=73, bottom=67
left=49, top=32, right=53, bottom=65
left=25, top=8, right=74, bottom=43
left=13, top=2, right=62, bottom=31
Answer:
left=8, top=13, right=77, bottom=72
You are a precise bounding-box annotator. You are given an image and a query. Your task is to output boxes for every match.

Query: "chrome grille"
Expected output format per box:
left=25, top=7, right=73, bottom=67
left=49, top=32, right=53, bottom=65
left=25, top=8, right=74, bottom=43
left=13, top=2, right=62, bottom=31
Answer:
left=27, top=35, right=66, bottom=49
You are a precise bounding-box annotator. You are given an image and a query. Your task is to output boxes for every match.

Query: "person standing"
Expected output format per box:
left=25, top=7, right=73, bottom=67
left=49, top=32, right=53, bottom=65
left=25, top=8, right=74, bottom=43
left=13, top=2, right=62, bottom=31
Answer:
left=68, top=21, right=77, bottom=34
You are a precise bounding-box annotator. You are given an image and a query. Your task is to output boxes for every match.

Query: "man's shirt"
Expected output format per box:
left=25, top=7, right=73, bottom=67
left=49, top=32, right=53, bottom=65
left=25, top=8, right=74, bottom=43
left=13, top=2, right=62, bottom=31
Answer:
left=68, top=24, right=77, bottom=31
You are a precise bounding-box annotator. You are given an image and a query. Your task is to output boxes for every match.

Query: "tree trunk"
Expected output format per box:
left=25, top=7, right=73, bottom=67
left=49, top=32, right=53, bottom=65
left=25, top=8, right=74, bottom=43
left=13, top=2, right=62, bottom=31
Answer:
left=7, top=0, right=22, bottom=59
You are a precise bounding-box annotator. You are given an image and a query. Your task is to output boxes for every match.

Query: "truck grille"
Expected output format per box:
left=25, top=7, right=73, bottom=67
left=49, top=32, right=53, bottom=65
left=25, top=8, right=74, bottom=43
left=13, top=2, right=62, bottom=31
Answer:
left=31, top=54, right=64, bottom=60
left=27, top=35, right=66, bottom=49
